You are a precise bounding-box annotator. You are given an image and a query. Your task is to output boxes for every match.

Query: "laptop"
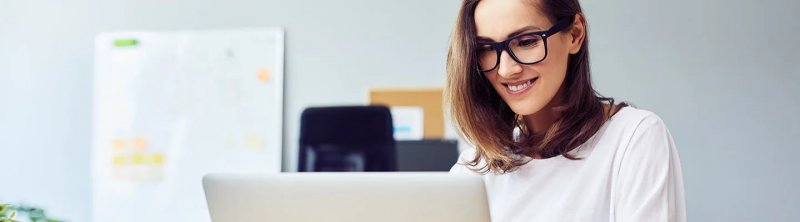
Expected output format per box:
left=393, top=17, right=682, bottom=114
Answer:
left=202, top=172, right=489, bottom=222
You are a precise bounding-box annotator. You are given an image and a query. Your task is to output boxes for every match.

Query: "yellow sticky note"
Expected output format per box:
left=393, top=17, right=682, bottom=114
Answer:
left=111, top=138, right=126, bottom=150
left=132, top=137, right=148, bottom=151
left=132, top=153, right=147, bottom=164
left=257, top=68, right=271, bottom=83
left=243, top=134, right=265, bottom=150
left=151, top=153, right=166, bottom=165
left=112, top=155, right=127, bottom=166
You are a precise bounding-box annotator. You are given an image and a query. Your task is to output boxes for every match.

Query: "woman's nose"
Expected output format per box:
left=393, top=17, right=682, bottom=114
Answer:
left=496, top=50, right=522, bottom=79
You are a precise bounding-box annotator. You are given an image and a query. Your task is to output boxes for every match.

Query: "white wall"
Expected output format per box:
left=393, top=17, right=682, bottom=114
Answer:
left=1, top=0, right=798, bottom=221
left=0, top=0, right=92, bottom=221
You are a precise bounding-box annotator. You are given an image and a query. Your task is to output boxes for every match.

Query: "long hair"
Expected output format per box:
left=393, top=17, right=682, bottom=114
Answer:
left=445, top=0, right=624, bottom=174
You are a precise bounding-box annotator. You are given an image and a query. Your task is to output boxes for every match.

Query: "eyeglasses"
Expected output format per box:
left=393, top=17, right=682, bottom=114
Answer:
left=476, top=17, right=574, bottom=72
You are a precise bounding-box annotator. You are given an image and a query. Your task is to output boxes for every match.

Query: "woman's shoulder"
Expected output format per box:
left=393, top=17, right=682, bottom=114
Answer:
left=607, top=106, right=669, bottom=135
left=449, top=147, right=480, bottom=174
left=450, top=147, right=499, bottom=176
left=613, top=106, right=661, bottom=123
left=604, top=106, right=676, bottom=161
left=592, top=106, right=674, bottom=156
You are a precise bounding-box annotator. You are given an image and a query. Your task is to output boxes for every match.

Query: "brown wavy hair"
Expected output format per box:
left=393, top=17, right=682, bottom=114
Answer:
left=445, top=0, right=625, bottom=174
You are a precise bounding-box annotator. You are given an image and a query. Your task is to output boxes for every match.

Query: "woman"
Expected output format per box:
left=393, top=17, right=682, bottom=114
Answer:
left=445, top=0, right=686, bottom=221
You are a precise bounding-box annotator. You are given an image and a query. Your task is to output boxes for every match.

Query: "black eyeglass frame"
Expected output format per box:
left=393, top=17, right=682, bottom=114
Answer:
left=476, top=17, right=575, bottom=72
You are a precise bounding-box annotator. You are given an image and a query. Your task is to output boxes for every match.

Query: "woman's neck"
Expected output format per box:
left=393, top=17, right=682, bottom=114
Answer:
left=523, top=107, right=558, bottom=135
left=523, top=92, right=563, bottom=134
left=523, top=108, right=557, bottom=159
left=523, top=99, right=619, bottom=134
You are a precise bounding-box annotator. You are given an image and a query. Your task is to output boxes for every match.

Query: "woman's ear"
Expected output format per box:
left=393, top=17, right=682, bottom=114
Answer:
left=567, top=13, right=586, bottom=54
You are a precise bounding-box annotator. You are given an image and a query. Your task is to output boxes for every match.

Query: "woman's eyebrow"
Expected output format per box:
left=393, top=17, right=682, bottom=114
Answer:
left=476, top=25, right=543, bottom=42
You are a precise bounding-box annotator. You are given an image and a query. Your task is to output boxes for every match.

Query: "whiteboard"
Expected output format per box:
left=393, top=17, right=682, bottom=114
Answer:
left=92, top=28, right=284, bottom=222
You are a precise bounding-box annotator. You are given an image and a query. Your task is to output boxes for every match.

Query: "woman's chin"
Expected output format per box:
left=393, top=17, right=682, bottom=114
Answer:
left=508, top=103, right=546, bottom=116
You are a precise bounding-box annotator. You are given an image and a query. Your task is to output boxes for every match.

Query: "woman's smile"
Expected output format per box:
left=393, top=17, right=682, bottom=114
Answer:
left=501, top=76, right=539, bottom=95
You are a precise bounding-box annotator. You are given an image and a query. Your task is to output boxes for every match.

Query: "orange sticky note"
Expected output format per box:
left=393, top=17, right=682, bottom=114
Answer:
left=257, top=68, right=271, bottom=83
left=132, top=137, right=148, bottom=151
left=111, top=138, right=126, bottom=150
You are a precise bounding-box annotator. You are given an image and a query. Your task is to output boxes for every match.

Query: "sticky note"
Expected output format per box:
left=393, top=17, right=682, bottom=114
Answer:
left=113, top=39, right=138, bottom=47
left=111, top=138, right=126, bottom=150
left=257, top=68, right=271, bottom=83
left=243, top=134, right=265, bottom=149
left=151, top=153, right=166, bottom=165
left=112, top=155, right=127, bottom=166
left=132, top=137, right=148, bottom=151
left=132, top=153, right=147, bottom=164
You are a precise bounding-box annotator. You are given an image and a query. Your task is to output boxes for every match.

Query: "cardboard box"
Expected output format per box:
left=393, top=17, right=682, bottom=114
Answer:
left=369, top=88, right=444, bottom=139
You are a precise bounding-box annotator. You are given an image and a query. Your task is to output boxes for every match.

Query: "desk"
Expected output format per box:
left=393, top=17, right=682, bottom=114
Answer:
left=396, top=139, right=459, bottom=171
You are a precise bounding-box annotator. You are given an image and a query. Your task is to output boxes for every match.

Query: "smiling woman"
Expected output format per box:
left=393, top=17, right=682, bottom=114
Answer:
left=445, top=0, right=686, bottom=221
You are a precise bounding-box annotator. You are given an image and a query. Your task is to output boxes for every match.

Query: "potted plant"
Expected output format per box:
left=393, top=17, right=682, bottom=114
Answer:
left=0, top=204, right=63, bottom=222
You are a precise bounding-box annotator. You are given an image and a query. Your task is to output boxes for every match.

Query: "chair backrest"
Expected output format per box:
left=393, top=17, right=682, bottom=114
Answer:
left=298, top=106, right=396, bottom=172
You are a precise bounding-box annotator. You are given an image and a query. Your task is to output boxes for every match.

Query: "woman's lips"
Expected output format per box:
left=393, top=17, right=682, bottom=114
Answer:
left=503, top=77, right=538, bottom=95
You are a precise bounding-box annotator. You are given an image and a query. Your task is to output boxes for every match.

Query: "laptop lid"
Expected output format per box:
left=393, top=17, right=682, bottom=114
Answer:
left=202, top=172, right=489, bottom=222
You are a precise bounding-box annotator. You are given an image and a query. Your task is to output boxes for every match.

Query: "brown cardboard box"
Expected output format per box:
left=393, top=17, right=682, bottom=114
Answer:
left=369, top=88, right=444, bottom=139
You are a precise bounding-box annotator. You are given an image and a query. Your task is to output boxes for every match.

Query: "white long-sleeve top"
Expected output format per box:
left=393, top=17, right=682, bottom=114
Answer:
left=450, top=107, right=686, bottom=222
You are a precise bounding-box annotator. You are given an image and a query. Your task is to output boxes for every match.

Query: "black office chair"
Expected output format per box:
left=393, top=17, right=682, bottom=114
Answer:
left=298, top=106, right=397, bottom=172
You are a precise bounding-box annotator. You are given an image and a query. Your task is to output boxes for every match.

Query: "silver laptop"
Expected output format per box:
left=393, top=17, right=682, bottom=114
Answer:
left=202, top=172, right=489, bottom=222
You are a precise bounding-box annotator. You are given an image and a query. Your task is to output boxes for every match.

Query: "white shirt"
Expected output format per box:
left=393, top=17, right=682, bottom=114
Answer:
left=450, top=107, right=686, bottom=222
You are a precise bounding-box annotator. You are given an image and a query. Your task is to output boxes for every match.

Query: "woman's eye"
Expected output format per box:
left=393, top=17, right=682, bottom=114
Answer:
left=517, top=38, right=540, bottom=47
left=478, top=45, right=493, bottom=52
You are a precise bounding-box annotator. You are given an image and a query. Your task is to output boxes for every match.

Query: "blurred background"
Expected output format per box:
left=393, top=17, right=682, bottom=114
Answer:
left=1, top=0, right=799, bottom=221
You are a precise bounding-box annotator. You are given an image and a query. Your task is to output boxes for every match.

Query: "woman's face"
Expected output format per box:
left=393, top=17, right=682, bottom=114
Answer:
left=474, top=0, right=582, bottom=116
